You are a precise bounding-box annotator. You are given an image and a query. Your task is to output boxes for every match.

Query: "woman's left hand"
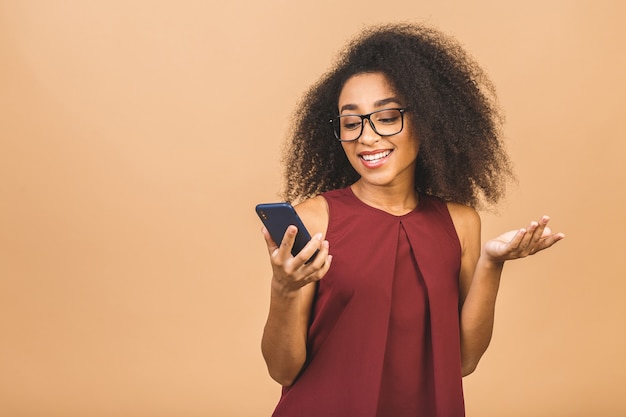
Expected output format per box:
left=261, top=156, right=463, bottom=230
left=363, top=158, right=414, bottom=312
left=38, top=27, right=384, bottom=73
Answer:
left=483, top=216, right=565, bottom=264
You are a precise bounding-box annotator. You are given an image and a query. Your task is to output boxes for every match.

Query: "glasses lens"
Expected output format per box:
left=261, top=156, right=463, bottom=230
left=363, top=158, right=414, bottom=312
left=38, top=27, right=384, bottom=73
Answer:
left=370, top=109, right=403, bottom=136
left=334, top=115, right=362, bottom=141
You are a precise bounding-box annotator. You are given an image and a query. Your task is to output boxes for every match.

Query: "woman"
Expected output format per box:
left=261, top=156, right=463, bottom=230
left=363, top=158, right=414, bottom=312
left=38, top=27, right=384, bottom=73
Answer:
left=260, top=23, right=564, bottom=417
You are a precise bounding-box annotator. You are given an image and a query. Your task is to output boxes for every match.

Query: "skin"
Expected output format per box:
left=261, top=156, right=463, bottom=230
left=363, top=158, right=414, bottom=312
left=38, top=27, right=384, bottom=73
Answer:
left=260, top=72, right=565, bottom=386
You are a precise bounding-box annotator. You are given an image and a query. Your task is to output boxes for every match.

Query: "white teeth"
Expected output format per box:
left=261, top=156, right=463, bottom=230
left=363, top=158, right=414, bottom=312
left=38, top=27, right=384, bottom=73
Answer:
left=361, top=150, right=391, bottom=161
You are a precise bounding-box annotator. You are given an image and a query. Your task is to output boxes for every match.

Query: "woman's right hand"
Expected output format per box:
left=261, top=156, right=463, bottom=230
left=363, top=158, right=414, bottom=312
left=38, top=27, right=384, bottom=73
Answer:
left=262, top=225, right=332, bottom=294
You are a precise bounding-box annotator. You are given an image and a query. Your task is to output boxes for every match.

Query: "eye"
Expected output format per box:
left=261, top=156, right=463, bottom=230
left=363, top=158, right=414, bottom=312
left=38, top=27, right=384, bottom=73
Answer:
left=343, top=122, right=361, bottom=130
left=340, top=116, right=362, bottom=131
left=378, top=116, right=399, bottom=124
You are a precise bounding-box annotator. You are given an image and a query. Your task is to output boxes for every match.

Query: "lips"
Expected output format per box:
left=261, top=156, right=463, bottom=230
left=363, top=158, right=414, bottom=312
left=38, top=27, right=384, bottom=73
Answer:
left=358, top=149, right=392, bottom=168
left=359, top=149, right=392, bottom=161
left=359, top=149, right=391, bottom=162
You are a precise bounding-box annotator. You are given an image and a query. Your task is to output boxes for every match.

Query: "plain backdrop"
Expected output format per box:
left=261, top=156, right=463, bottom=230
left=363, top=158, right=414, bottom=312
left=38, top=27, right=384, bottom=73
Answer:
left=1, top=1, right=625, bottom=416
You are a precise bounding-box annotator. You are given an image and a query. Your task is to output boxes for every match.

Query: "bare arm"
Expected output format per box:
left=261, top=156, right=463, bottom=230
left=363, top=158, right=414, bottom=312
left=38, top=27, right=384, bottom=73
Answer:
left=449, top=204, right=565, bottom=376
left=455, top=207, right=501, bottom=376
left=260, top=197, right=331, bottom=386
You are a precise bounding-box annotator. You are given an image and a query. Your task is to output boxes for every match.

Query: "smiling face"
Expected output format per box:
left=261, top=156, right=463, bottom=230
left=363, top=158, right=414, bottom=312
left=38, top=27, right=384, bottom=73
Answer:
left=337, top=72, right=419, bottom=191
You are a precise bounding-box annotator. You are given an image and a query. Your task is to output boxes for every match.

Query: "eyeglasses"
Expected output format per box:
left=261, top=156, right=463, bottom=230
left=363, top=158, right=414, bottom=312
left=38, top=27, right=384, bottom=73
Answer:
left=330, top=108, right=408, bottom=142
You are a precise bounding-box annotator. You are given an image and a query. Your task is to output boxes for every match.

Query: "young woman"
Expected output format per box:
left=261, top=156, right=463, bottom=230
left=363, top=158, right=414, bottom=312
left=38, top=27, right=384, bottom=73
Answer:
left=260, top=23, right=564, bottom=417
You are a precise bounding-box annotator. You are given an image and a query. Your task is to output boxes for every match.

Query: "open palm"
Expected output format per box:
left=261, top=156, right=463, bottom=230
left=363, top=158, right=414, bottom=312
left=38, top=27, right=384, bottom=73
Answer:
left=483, top=216, right=565, bottom=263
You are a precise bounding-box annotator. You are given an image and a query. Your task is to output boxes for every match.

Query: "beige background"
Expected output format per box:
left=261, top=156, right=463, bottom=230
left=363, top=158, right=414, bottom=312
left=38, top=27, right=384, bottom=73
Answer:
left=1, top=0, right=624, bottom=416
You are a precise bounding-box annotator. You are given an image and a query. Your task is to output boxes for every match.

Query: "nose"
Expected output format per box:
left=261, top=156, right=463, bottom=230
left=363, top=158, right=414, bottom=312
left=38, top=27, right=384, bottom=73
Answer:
left=358, top=118, right=380, bottom=144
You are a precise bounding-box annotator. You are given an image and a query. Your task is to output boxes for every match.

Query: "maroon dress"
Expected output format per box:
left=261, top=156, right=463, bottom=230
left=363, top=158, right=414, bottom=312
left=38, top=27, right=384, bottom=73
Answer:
left=272, top=187, right=465, bottom=417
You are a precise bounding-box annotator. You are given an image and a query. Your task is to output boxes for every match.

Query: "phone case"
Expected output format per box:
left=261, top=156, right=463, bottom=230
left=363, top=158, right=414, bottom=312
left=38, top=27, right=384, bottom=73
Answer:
left=255, top=202, right=315, bottom=259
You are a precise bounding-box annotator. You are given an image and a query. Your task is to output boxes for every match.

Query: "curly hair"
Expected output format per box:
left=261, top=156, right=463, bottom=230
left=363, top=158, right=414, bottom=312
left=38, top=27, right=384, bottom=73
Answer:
left=281, top=23, right=513, bottom=209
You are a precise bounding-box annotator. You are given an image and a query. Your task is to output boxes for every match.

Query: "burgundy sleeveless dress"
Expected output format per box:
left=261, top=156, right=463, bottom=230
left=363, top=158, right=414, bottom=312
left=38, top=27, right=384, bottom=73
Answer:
left=272, top=187, right=464, bottom=417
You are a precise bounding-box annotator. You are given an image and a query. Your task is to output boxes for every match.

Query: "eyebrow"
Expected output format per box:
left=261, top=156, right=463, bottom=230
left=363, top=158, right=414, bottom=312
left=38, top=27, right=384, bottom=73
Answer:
left=339, top=97, right=402, bottom=113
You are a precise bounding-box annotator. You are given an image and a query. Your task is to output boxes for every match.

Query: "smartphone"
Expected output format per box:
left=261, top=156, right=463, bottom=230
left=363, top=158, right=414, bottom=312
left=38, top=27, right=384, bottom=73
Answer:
left=255, top=202, right=318, bottom=262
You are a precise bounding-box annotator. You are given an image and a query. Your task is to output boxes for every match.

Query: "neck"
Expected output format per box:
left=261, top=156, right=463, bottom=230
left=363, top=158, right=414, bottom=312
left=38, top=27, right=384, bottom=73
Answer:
left=350, top=180, right=419, bottom=216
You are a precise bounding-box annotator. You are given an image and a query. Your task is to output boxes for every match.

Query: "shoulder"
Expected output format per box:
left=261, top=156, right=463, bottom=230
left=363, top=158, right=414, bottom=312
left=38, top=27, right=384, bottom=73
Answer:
left=446, top=202, right=481, bottom=251
left=446, top=202, right=480, bottom=227
left=294, top=195, right=329, bottom=238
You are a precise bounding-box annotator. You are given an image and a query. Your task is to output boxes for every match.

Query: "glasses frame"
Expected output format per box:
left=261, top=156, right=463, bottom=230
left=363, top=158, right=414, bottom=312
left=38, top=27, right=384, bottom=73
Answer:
left=330, top=108, right=408, bottom=142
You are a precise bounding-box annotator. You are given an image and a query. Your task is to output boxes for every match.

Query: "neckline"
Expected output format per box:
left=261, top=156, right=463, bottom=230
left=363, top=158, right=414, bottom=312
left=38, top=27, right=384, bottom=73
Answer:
left=345, top=186, right=424, bottom=218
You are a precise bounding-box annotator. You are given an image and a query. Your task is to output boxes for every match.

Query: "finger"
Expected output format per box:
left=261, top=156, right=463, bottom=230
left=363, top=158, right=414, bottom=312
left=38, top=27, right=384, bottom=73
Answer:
left=506, top=228, right=527, bottom=251
left=534, top=232, right=566, bottom=253
left=302, top=249, right=333, bottom=283
left=302, top=238, right=330, bottom=270
left=310, top=253, right=333, bottom=282
left=322, top=253, right=333, bottom=274
left=532, top=216, right=548, bottom=238
left=276, top=225, right=298, bottom=260
left=293, top=233, right=324, bottom=266
left=520, top=221, right=539, bottom=249
left=262, top=227, right=279, bottom=255
left=529, top=216, right=550, bottom=244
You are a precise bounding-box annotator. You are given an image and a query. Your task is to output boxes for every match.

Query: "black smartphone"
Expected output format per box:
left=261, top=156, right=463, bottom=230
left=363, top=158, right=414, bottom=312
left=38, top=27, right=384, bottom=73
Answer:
left=255, top=202, right=318, bottom=262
